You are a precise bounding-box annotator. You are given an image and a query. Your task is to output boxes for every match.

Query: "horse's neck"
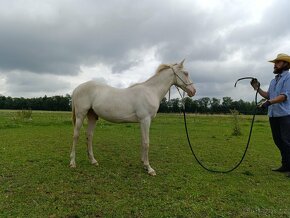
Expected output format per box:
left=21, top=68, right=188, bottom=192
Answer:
left=143, top=69, right=174, bottom=101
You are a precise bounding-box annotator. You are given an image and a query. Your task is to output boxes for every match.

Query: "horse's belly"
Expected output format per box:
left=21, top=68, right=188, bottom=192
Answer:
left=94, top=108, right=139, bottom=123
left=101, top=113, right=138, bottom=123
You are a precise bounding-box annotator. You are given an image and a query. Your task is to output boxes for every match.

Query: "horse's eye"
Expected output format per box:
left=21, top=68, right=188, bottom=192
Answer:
left=184, top=71, right=188, bottom=76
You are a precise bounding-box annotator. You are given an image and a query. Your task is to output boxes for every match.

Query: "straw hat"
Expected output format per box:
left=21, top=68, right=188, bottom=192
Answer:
left=269, top=53, right=290, bottom=63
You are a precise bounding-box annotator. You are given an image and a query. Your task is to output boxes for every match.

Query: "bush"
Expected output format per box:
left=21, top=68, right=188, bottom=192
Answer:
left=231, top=109, right=241, bottom=136
left=13, top=109, right=33, bottom=121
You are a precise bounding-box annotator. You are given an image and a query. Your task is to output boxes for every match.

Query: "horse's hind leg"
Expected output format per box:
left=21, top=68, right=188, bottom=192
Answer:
left=87, top=109, right=98, bottom=166
left=140, top=117, right=156, bottom=176
left=70, top=114, right=85, bottom=168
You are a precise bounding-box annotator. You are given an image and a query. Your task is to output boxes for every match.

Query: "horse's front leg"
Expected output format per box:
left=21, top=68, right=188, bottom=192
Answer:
left=140, top=117, right=156, bottom=176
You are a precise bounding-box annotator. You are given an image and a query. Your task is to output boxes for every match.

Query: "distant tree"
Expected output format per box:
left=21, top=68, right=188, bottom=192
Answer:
left=183, top=97, right=197, bottom=113
left=222, top=97, right=233, bottom=113
left=168, top=98, right=180, bottom=113
left=210, top=98, right=221, bottom=114
left=158, top=97, right=168, bottom=113
left=197, top=97, right=210, bottom=113
left=0, top=95, right=6, bottom=109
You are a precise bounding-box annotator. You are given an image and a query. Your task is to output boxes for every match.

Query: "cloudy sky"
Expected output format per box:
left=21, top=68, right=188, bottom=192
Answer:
left=0, top=0, right=289, bottom=101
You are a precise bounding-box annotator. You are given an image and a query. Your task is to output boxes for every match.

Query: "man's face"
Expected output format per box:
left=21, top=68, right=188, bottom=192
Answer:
left=273, top=60, right=286, bottom=74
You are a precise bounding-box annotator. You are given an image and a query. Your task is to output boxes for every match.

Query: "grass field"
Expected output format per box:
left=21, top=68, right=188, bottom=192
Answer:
left=1, top=110, right=290, bottom=217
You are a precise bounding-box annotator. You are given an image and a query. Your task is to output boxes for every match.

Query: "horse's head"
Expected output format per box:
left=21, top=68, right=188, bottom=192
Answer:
left=171, top=60, right=196, bottom=97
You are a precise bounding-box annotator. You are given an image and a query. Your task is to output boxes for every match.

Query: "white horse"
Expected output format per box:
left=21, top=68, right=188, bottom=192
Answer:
left=70, top=60, right=196, bottom=175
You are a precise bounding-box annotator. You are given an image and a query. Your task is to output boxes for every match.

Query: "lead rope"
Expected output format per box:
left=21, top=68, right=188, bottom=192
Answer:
left=178, top=78, right=259, bottom=173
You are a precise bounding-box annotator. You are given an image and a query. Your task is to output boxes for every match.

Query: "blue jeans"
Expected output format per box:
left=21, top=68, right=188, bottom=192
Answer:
left=269, top=115, right=290, bottom=168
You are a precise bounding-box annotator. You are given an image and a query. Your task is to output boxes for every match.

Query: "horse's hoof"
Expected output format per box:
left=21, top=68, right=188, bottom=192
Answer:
left=91, top=161, right=99, bottom=166
left=69, top=163, right=76, bottom=168
left=148, top=169, right=156, bottom=176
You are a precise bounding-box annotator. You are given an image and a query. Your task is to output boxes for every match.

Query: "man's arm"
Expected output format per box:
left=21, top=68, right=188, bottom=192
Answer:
left=257, top=87, right=270, bottom=99
left=268, top=94, right=287, bottom=104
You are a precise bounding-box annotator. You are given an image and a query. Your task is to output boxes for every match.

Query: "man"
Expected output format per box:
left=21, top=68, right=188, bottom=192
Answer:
left=251, top=53, right=290, bottom=176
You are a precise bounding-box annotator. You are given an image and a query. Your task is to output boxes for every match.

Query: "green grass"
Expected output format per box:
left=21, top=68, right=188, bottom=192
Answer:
left=1, top=110, right=290, bottom=217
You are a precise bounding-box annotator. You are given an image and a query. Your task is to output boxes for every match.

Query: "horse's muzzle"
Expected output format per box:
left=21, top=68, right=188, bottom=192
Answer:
left=187, top=85, right=196, bottom=97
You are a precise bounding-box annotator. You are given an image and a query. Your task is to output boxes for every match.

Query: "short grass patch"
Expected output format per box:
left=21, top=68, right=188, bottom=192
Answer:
left=1, top=110, right=290, bottom=217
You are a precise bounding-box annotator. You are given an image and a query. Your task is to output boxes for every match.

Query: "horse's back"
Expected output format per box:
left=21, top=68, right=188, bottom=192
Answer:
left=73, top=80, right=109, bottom=98
left=73, top=80, right=105, bottom=93
left=72, top=81, right=106, bottom=112
left=72, top=81, right=135, bottom=120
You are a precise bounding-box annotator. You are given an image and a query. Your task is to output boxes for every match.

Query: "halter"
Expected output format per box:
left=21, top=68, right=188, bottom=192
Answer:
left=167, top=66, right=193, bottom=102
left=170, top=66, right=193, bottom=86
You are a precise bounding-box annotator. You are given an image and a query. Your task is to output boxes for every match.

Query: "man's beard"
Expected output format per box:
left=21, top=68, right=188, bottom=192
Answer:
left=273, top=62, right=289, bottom=74
left=273, top=67, right=283, bottom=74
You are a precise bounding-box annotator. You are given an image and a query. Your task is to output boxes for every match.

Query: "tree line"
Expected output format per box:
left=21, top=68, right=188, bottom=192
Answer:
left=159, top=96, right=266, bottom=115
left=0, top=95, right=266, bottom=115
left=0, top=95, right=71, bottom=111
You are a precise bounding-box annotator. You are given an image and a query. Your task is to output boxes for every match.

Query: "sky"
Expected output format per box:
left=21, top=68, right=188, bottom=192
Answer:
left=0, top=0, right=290, bottom=102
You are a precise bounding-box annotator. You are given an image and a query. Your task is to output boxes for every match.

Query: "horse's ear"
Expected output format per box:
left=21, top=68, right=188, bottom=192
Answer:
left=179, top=59, right=185, bottom=68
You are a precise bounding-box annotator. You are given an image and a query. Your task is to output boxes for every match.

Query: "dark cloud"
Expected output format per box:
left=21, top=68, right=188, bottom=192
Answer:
left=0, top=0, right=289, bottom=100
left=5, top=71, right=70, bottom=97
left=0, top=0, right=240, bottom=74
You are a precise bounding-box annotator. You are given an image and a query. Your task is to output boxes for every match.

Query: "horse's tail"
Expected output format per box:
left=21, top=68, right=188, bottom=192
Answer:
left=72, top=100, right=76, bottom=127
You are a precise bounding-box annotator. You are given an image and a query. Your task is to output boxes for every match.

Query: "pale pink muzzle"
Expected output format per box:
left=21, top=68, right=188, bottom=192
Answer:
left=186, top=84, right=196, bottom=97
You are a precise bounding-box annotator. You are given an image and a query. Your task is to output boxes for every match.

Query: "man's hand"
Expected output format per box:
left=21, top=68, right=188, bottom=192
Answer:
left=258, top=100, right=272, bottom=109
left=250, top=78, right=260, bottom=90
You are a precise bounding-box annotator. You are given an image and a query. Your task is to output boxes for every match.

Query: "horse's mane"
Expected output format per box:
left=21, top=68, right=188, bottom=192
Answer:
left=129, top=63, right=176, bottom=88
left=155, top=64, right=171, bottom=74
